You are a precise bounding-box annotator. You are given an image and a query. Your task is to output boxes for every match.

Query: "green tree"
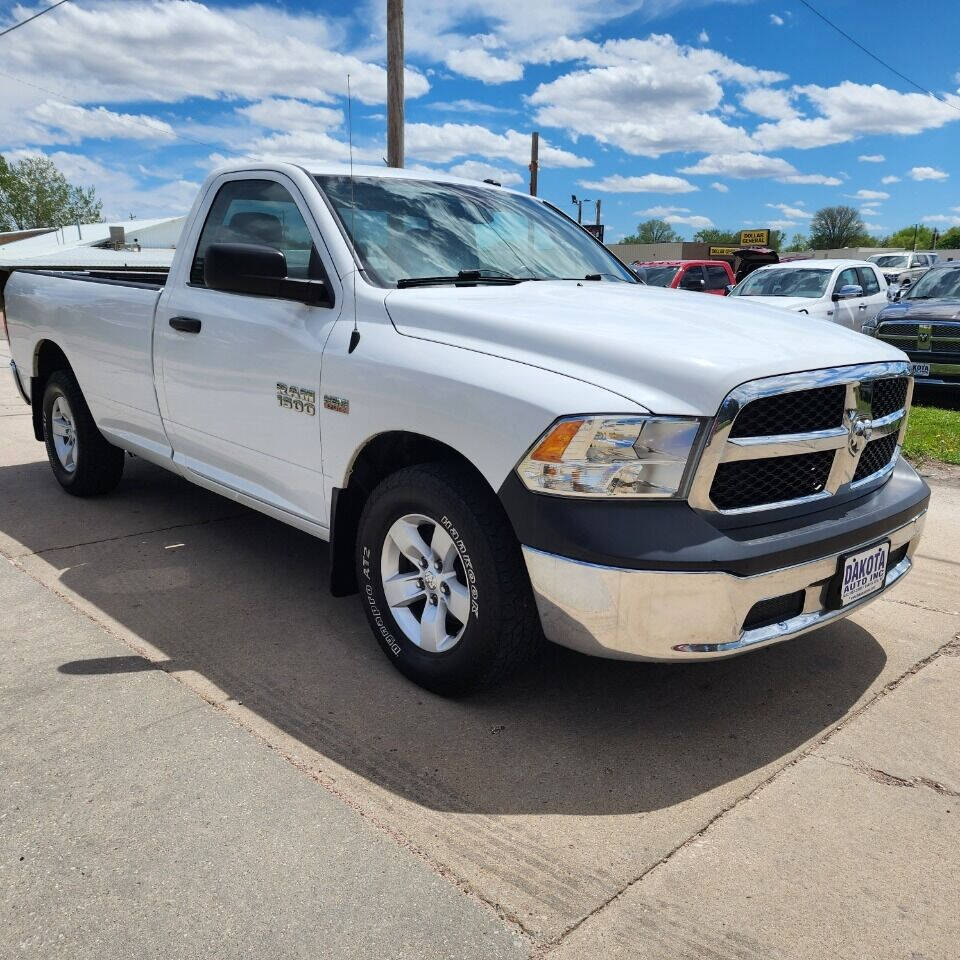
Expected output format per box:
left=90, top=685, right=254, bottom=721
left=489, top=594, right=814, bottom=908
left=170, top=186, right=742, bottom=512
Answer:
left=693, top=227, right=738, bottom=244
left=785, top=232, right=810, bottom=252
left=937, top=226, right=960, bottom=249
left=621, top=218, right=680, bottom=243
left=808, top=205, right=872, bottom=249
left=765, top=229, right=785, bottom=252
left=881, top=225, right=935, bottom=249
left=0, top=154, right=102, bottom=231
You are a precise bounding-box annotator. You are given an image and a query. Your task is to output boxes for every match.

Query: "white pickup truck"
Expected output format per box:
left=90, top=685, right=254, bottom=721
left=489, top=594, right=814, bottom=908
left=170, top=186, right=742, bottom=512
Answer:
left=3, top=162, right=929, bottom=694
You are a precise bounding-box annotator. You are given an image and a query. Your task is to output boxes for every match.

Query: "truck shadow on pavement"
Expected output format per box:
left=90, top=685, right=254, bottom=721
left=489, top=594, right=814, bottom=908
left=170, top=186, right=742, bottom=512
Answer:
left=2, top=456, right=887, bottom=817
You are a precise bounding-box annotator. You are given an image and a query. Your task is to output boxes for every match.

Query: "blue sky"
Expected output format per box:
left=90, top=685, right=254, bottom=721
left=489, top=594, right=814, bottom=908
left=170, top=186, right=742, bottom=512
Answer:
left=1, top=0, right=958, bottom=240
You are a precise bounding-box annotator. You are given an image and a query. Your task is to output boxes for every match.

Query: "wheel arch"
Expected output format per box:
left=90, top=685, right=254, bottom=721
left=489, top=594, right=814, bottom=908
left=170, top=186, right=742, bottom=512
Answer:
left=30, top=339, right=74, bottom=441
left=328, top=430, right=506, bottom=597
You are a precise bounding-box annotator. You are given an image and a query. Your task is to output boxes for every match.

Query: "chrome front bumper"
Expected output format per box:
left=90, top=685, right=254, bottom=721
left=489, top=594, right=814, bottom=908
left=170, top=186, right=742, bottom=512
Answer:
left=522, top=510, right=926, bottom=661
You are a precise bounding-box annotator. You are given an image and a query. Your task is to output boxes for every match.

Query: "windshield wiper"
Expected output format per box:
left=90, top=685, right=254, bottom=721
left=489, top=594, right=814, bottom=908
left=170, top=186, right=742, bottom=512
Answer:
left=396, top=269, right=526, bottom=289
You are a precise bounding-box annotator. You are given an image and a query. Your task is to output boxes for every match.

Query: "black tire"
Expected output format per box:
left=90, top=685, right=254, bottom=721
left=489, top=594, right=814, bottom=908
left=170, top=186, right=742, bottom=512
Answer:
left=42, top=369, right=125, bottom=496
left=356, top=462, right=541, bottom=696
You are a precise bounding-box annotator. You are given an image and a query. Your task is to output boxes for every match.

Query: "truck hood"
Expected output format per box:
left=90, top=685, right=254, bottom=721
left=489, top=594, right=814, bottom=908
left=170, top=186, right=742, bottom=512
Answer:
left=384, top=281, right=906, bottom=416
left=880, top=298, right=960, bottom=322
left=732, top=295, right=821, bottom=312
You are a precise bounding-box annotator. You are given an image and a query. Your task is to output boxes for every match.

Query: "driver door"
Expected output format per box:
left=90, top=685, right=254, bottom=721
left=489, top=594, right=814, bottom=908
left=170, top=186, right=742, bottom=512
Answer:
left=154, top=173, right=341, bottom=525
left=831, top=267, right=861, bottom=330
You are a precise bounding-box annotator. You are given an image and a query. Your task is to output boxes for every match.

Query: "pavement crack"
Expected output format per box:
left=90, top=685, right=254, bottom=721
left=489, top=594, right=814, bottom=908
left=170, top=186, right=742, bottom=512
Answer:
left=880, top=596, right=960, bottom=616
left=821, top=756, right=960, bottom=798
left=538, top=631, right=960, bottom=957
left=25, top=513, right=247, bottom=557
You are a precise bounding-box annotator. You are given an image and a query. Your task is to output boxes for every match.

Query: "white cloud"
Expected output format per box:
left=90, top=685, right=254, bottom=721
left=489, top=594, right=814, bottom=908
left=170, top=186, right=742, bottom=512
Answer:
left=740, top=88, right=796, bottom=120
left=679, top=152, right=841, bottom=185
left=405, top=123, right=591, bottom=167
left=710, top=181, right=729, bottom=193
left=26, top=100, right=176, bottom=144
left=446, top=160, right=523, bottom=185
left=578, top=174, right=698, bottom=193
left=428, top=99, right=517, bottom=115
left=863, top=223, right=886, bottom=232
left=922, top=214, right=960, bottom=226
left=849, top=189, right=890, bottom=200
left=909, top=166, right=949, bottom=181
left=858, top=154, right=885, bottom=163
left=767, top=219, right=799, bottom=230
left=770, top=14, right=785, bottom=26
left=767, top=202, right=810, bottom=219
left=665, top=213, right=713, bottom=229
left=527, top=34, right=782, bottom=158
left=238, top=99, right=342, bottom=133
left=443, top=47, right=524, bottom=83
left=881, top=175, right=901, bottom=184
left=635, top=204, right=690, bottom=216
left=1, top=1, right=429, bottom=107
left=751, top=82, right=960, bottom=151
left=697, top=30, right=709, bottom=43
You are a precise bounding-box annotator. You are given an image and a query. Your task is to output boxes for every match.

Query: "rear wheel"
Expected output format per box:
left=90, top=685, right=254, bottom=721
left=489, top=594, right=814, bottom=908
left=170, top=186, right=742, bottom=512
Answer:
left=356, top=462, right=540, bottom=695
left=42, top=370, right=125, bottom=496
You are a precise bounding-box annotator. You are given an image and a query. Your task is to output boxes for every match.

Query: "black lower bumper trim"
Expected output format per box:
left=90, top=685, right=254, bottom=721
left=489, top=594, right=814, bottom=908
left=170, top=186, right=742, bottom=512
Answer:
left=498, top=459, right=929, bottom=578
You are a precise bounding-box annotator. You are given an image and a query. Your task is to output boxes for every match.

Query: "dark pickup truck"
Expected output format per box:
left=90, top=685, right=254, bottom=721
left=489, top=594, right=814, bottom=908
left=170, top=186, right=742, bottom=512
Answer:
left=868, top=262, right=960, bottom=390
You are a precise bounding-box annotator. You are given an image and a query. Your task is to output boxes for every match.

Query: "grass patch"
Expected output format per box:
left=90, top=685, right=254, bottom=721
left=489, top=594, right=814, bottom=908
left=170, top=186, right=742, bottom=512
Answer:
left=903, top=404, right=960, bottom=465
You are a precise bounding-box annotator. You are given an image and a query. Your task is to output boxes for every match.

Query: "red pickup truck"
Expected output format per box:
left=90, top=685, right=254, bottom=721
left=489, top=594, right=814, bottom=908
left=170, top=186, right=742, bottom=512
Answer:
left=631, top=259, right=735, bottom=294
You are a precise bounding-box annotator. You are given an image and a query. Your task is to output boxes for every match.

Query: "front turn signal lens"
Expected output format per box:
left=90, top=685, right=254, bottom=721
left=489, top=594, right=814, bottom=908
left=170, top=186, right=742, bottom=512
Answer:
left=517, top=415, right=702, bottom=498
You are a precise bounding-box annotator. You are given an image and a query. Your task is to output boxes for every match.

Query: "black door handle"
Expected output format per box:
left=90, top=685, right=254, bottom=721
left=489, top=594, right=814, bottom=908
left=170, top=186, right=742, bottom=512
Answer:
left=169, top=316, right=201, bottom=334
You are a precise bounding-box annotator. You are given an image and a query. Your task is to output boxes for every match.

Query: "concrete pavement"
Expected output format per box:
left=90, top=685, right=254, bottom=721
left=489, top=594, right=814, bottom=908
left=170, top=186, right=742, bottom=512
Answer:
left=1, top=337, right=958, bottom=958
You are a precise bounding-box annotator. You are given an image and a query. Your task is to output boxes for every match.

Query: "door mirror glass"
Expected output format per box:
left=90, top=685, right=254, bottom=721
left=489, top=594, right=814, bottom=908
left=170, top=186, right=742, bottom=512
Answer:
left=833, top=283, right=863, bottom=301
left=681, top=274, right=706, bottom=291
left=204, top=242, right=330, bottom=305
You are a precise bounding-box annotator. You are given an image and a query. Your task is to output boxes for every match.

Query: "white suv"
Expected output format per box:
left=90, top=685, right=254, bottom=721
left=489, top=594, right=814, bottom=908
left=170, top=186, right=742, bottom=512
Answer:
left=868, top=252, right=933, bottom=293
left=728, top=259, right=889, bottom=331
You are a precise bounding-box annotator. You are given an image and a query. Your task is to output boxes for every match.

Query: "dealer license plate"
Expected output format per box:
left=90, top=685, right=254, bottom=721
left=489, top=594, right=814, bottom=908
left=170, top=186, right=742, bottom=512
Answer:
left=911, top=362, right=930, bottom=378
left=839, top=542, right=890, bottom=606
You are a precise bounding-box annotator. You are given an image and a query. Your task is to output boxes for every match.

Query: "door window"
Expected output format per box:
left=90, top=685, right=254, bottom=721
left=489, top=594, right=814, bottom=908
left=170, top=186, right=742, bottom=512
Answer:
left=190, top=179, right=324, bottom=286
left=857, top=267, right=881, bottom=296
left=705, top=265, right=730, bottom=290
left=679, top=265, right=706, bottom=289
left=834, top=267, right=861, bottom=296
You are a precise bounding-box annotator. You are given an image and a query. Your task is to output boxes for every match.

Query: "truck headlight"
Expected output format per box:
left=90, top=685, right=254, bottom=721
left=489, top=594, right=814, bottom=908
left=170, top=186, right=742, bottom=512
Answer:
left=517, top=416, right=702, bottom=498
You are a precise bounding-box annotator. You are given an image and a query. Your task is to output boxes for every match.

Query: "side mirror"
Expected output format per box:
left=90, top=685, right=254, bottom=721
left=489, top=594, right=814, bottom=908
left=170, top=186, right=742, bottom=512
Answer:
left=900, top=277, right=913, bottom=287
left=681, top=276, right=706, bottom=291
left=725, top=283, right=736, bottom=295
left=832, top=283, right=863, bottom=301
left=204, top=242, right=330, bottom=305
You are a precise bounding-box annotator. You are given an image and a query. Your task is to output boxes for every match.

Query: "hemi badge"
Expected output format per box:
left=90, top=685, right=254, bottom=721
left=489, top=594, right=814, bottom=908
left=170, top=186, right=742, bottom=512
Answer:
left=323, top=395, right=349, bottom=414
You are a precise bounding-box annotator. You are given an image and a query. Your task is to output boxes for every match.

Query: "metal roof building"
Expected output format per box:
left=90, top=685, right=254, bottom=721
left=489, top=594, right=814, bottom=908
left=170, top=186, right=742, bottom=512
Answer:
left=0, top=216, right=184, bottom=274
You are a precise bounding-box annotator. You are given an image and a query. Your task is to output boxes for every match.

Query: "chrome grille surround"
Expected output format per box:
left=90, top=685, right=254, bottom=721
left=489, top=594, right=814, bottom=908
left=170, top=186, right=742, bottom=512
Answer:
left=689, top=361, right=913, bottom=515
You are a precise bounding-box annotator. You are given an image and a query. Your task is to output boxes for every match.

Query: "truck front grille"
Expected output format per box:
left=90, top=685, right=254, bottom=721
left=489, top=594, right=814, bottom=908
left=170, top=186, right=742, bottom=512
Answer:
left=853, top=434, right=899, bottom=483
left=690, top=363, right=912, bottom=515
left=711, top=451, right=834, bottom=510
left=729, top=385, right=845, bottom=438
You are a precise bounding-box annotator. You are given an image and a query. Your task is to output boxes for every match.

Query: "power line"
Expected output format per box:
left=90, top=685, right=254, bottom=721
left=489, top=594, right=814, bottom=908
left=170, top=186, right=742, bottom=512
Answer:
left=0, top=0, right=71, bottom=39
left=796, top=0, right=960, bottom=113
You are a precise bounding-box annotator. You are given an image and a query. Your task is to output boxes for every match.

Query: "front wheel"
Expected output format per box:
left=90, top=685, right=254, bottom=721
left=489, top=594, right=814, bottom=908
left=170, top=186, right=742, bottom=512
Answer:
left=355, top=463, right=540, bottom=696
left=42, top=370, right=125, bottom=496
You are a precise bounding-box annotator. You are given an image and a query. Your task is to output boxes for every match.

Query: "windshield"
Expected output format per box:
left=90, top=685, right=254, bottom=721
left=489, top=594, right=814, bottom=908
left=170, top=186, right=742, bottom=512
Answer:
left=632, top=265, right=679, bottom=286
left=870, top=255, right=909, bottom=269
left=903, top=267, right=960, bottom=300
left=731, top=267, right=832, bottom=299
left=314, top=175, right=636, bottom=287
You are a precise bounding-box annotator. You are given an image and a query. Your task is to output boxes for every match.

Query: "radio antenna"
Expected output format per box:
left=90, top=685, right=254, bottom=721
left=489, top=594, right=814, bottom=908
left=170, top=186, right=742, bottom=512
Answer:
left=347, top=73, right=360, bottom=354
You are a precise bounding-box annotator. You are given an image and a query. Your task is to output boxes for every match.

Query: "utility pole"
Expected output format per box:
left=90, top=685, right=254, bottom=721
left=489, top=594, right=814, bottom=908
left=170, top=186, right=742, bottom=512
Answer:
left=386, top=0, right=404, bottom=167
left=594, top=199, right=602, bottom=226
left=932, top=228, right=939, bottom=250
left=912, top=223, right=919, bottom=251
left=528, top=131, right=539, bottom=196
left=571, top=194, right=589, bottom=224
